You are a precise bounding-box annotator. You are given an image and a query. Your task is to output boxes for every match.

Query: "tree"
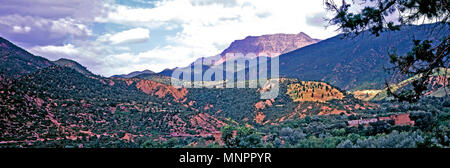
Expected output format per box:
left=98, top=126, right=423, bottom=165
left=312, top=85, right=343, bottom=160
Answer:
left=235, top=126, right=263, bottom=148
left=273, top=138, right=282, bottom=148
left=238, top=134, right=263, bottom=148
left=410, top=111, right=434, bottom=130
left=325, top=0, right=449, bottom=102
left=221, top=125, right=263, bottom=148
left=221, top=125, right=237, bottom=148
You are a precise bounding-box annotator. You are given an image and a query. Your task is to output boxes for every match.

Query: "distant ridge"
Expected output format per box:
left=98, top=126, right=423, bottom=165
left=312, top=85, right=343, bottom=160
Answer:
left=53, top=58, right=94, bottom=76
left=112, top=69, right=155, bottom=78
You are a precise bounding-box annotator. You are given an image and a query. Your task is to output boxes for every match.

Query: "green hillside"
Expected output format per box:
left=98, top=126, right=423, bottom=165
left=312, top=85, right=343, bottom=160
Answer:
left=353, top=68, right=449, bottom=101
left=1, top=66, right=228, bottom=147
left=53, top=58, right=94, bottom=76
left=279, top=24, right=449, bottom=90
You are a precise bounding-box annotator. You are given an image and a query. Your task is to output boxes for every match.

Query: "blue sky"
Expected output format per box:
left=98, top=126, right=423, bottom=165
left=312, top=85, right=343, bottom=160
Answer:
left=0, top=0, right=345, bottom=76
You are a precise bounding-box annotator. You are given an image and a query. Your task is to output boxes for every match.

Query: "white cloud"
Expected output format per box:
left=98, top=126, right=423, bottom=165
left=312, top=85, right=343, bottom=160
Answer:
left=98, top=0, right=338, bottom=38
left=0, top=0, right=104, bottom=46
left=108, top=28, right=150, bottom=45
left=12, top=26, right=31, bottom=33
left=32, top=44, right=80, bottom=56
left=98, top=45, right=203, bottom=76
left=49, top=18, right=92, bottom=37
left=8, top=0, right=438, bottom=77
left=88, top=0, right=341, bottom=76
left=30, top=0, right=343, bottom=76
left=0, top=14, right=93, bottom=45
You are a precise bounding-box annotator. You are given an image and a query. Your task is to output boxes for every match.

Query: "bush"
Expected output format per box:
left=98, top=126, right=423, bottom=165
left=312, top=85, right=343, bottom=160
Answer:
left=410, top=111, right=433, bottom=130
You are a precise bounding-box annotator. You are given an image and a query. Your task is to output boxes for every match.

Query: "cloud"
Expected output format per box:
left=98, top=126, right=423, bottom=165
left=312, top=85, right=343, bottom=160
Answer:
left=98, top=1, right=339, bottom=52
left=0, top=15, right=93, bottom=46
left=12, top=26, right=31, bottom=34
left=56, top=0, right=340, bottom=76
left=306, top=12, right=327, bottom=27
left=191, top=0, right=239, bottom=7
left=96, top=44, right=210, bottom=76
left=102, top=1, right=338, bottom=62
left=0, top=0, right=104, bottom=21
left=0, top=0, right=103, bottom=47
left=32, top=44, right=79, bottom=57
left=4, top=0, right=343, bottom=76
left=109, top=28, right=150, bottom=45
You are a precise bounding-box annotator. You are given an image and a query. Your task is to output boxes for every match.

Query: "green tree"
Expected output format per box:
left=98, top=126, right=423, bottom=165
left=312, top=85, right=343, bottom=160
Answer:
left=325, top=0, right=449, bottom=102
left=236, top=126, right=263, bottom=148
left=221, top=125, right=237, bottom=148
left=221, top=125, right=263, bottom=148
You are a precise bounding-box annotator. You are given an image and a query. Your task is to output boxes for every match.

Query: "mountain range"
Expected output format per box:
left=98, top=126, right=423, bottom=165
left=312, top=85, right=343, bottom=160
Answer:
left=4, top=23, right=444, bottom=92
left=157, top=24, right=448, bottom=91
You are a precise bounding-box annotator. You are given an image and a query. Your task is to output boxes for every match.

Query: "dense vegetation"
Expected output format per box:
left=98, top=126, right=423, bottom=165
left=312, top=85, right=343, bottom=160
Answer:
left=0, top=66, right=225, bottom=147
left=3, top=64, right=447, bottom=148
left=278, top=24, right=449, bottom=90
left=215, top=98, right=449, bottom=148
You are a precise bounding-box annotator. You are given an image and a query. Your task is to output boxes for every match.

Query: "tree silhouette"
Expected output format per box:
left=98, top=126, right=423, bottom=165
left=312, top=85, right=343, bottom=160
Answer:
left=325, top=0, right=449, bottom=102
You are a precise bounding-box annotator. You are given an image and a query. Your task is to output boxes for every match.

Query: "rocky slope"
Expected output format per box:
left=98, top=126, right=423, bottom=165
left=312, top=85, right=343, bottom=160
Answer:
left=223, top=32, right=319, bottom=55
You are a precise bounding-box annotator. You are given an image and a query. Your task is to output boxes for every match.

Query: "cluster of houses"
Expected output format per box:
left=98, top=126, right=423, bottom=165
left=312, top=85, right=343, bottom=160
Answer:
left=348, top=113, right=415, bottom=127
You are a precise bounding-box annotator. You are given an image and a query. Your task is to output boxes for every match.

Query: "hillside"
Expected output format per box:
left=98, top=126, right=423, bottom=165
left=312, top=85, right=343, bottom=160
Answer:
left=0, top=37, right=53, bottom=78
left=0, top=74, right=61, bottom=143
left=1, top=63, right=446, bottom=148
left=1, top=66, right=227, bottom=147
left=352, top=68, right=449, bottom=101
left=133, top=73, right=172, bottom=85
left=1, top=62, right=377, bottom=147
left=53, top=58, right=94, bottom=76
left=278, top=24, right=449, bottom=90
left=287, top=81, right=344, bottom=103
left=185, top=78, right=373, bottom=126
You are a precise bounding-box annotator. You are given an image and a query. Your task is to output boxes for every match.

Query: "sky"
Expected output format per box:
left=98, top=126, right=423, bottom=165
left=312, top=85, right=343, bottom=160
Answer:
left=0, top=0, right=345, bottom=77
